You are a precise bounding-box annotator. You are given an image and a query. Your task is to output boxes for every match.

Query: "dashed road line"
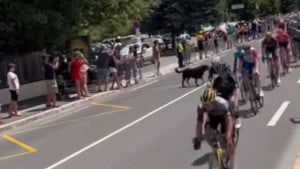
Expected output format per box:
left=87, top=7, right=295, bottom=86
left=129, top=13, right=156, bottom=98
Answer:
left=267, top=101, right=290, bottom=127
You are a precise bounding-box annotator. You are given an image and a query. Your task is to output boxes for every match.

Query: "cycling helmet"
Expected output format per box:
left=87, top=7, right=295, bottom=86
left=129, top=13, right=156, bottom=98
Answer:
left=201, top=88, right=217, bottom=104
left=211, top=61, right=231, bottom=74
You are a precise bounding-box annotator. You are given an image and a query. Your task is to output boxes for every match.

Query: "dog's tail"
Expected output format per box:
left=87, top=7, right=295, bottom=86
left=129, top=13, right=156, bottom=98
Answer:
left=175, top=68, right=183, bottom=73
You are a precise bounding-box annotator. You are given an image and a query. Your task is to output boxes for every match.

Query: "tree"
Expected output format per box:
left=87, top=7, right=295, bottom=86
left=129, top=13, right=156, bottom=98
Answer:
left=0, top=0, right=156, bottom=55
left=143, top=0, right=220, bottom=48
left=279, top=0, right=297, bottom=13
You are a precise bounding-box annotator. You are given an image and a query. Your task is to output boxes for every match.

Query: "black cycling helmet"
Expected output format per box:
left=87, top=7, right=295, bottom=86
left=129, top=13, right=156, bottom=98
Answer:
left=211, top=61, right=231, bottom=75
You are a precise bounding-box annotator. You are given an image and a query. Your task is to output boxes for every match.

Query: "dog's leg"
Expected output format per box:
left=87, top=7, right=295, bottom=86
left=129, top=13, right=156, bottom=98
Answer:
left=186, top=77, right=190, bottom=86
left=182, top=76, right=186, bottom=88
left=195, top=78, right=199, bottom=86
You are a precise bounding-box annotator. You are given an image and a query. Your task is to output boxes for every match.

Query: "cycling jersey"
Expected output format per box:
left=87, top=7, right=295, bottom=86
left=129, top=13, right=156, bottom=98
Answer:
left=263, top=37, right=278, bottom=53
left=237, top=48, right=259, bottom=75
left=198, top=96, right=230, bottom=134
left=276, top=33, right=289, bottom=43
left=234, top=50, right=244, bottom=73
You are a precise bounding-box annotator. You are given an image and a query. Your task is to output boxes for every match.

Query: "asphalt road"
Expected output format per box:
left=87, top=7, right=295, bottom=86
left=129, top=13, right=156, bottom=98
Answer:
left=1, top=40, right=300, bottom=169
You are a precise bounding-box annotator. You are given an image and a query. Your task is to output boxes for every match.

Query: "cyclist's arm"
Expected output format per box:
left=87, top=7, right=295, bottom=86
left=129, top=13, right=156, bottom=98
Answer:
left=196, top=105, right=205, bottom=140
left=225, top=113, right=234, bottom=142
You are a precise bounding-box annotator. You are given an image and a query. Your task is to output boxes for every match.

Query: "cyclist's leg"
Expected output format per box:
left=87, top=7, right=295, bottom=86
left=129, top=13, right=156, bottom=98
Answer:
left=285, top=42, right=291, bottom=72
left=272, top=50, right=280, bottom=82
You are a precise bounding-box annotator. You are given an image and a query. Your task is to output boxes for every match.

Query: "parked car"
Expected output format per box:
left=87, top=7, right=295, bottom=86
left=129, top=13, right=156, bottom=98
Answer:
left=120, top=42, right=153, bottom=65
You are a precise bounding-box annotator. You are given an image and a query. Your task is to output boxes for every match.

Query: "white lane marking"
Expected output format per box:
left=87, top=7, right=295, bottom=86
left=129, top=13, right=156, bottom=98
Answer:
left=45, top=85, right=205, bottom=169
left=297, top=79, right=300, bottom=84
left=131, top=80, right=159, bottom=91
left=267, top=101, right=290, bottom=127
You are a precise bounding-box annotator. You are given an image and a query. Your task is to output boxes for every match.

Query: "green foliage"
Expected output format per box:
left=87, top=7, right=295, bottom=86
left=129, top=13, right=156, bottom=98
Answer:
left=279, top=0, right=297, bottom=13
left=0, top=0, right=156, bottom=55
left=143, top=0, right=220, bottom=35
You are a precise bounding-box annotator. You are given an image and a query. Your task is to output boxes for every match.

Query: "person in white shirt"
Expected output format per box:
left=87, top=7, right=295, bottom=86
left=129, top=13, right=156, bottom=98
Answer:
left=7, top=63, right=21, bottom=117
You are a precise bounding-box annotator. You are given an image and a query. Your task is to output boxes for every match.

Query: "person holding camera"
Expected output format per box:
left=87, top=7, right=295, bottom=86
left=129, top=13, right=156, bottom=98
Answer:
left=42, top=54, right=60, bottom=108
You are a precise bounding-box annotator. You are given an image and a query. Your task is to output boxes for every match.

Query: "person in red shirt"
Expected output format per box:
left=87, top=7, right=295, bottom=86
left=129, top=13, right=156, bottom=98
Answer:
left=70, top=51, right=89, bottom=99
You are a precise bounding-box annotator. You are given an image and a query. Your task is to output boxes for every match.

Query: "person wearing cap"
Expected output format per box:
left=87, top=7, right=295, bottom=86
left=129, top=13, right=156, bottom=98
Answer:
left=7, top=63, right=21, bottom=117
left=42, top=54, right=60, bottom=108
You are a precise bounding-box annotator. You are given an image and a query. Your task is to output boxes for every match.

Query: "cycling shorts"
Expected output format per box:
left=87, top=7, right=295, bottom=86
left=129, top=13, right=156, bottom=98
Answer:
left=206, top=114, right=226, bottom=134
left=243, top=61, right=255, bottom=75
left=278, top=41, right=289, bottom=48
left=265, top=50, right=278, bottom=61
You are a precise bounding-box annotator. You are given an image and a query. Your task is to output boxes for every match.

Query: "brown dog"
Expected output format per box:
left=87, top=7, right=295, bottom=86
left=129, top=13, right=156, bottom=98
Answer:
left=175, top=65, right=209, bottom=88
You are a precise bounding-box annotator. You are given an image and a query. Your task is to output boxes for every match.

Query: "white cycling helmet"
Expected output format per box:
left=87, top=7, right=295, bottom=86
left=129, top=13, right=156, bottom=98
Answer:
left=211, top=56, right=221, bottom=63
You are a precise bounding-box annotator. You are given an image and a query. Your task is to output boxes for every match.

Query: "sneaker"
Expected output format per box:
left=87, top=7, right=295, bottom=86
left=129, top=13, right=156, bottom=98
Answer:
left=288, top=68, right=292, bottom=73
left=277, top=78, right=281, bottom=84
left=259, top=90, right=264, bottom=97
left=235, top=118, right=242, bottom=129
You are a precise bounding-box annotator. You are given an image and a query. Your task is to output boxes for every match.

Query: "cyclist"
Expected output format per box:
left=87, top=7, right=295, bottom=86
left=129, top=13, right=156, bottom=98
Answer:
left=193, top=88, right=235, bottom=156
left=208, top=58, right=241, bottom=131
left=237, top=44, right=263, bottom=97
left=276, top=28, right=291, bottom=73
left=262, top=32, right=280, bottom=84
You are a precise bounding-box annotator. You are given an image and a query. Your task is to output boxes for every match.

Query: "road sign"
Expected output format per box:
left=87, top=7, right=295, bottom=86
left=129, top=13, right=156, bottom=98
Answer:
left=133, top=21, right=140, bottom=29
left=231, top=4, right=244, bottom=10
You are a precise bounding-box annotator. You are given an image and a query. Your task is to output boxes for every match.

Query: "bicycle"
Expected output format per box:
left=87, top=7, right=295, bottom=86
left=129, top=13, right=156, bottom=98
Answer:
left=204, top=127, right=238, bottom=169
left=264, top=53, right=278, bottom=89
left=239, top=70, right=264, bottom=114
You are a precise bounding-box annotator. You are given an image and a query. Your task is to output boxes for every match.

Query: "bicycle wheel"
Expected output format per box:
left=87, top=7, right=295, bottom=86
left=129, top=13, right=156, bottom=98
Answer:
left=249, top=82, right=260, bottom=114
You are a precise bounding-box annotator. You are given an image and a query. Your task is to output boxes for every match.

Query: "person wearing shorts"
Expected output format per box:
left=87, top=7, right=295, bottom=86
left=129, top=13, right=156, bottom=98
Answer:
left=96, top=44, right=112, bottom=91
left=7, top=63, right=21, bottom=117
left=153, top=40, right=161, bottom=75
left=43, top=55, right=59, bottom=108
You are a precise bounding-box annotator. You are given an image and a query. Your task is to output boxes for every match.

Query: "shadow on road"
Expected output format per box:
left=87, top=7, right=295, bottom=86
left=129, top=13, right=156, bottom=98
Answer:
left=192, top=153, right=211, bottom=166
left=291, top=64, right=300, bottom=69
left=237, top=109, right=255, bottom=119
left=290, top=117, right=300, bottom=124
left=262, top=85, right=275, bottom=92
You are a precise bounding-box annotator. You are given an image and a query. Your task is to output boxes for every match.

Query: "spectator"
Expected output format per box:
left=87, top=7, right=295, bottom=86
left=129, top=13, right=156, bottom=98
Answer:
left=213, top=30, right=219, bottom=54
left=125, top=46, right=138, bottom=87
left=114, top=43, right=125, bottom=83
left=109, top=51, right=122, bottom=90
left=96, top=44, right=111, bottom=92
left=42, top=54, right=60, bottom=108
left=70, top=51, right=89, bottom=99
left=134, top=44, right=143, bottom=80
left=153, top=40, right=161, bottom=75
left=7, top=63, right=21, bottom=117
left=197, top=31, right=206, bottom=60
left=176, top=39, right=185, bottom=68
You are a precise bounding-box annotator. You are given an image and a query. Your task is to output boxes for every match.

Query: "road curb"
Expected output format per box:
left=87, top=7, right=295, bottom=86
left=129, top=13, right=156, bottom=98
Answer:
left=0, top=90, right=119, bottom=133
left=0, top=64, right=177, bottom=133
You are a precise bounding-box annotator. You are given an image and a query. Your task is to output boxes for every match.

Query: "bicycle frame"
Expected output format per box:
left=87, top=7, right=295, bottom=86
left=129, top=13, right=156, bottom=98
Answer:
left=265, top=53, right=278, bottom=88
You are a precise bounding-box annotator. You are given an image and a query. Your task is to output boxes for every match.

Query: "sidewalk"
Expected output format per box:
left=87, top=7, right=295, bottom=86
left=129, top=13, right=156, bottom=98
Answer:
left=0, top=45, right=236, bottom=132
